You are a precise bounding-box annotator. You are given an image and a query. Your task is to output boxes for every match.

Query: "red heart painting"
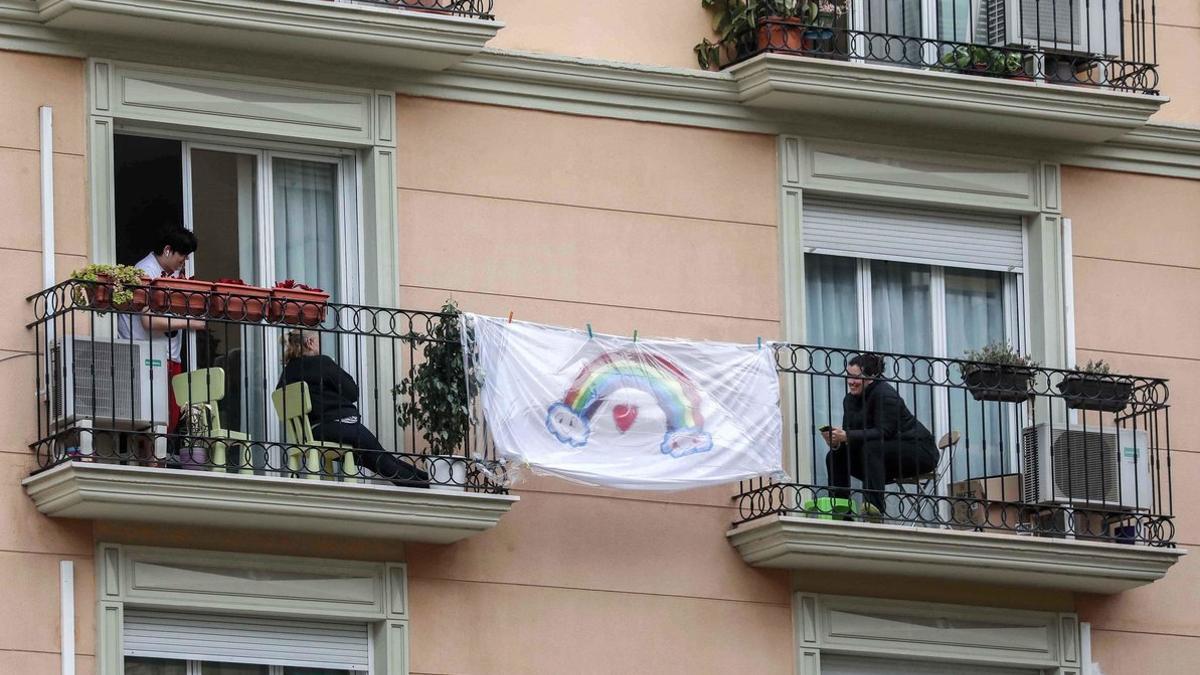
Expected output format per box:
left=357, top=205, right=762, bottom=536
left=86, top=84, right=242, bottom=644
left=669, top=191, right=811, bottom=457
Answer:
left=612, top=404, right=639, bottom=433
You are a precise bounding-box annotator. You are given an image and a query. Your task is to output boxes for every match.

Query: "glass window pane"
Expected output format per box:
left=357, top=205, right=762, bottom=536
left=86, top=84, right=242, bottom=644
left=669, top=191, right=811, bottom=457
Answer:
left=273, top=158, right=340, bottom=303
left=937, top=0, right=976, bottom=42
left=283, top=669, right=357, bottom=675
left=125, top=657, right=187, bottom=675
left=201, top=663, right=270, bottom=675
left=870, top=260, right=935, bottom=432
left=805, top=254, right=860, bottom=485
left=944, top=268, right=1011, bottom=479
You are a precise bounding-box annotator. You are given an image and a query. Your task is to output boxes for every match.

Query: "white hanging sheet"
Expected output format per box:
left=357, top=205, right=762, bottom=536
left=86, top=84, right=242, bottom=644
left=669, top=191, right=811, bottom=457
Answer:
left=466, top=314, right=785, bottom=491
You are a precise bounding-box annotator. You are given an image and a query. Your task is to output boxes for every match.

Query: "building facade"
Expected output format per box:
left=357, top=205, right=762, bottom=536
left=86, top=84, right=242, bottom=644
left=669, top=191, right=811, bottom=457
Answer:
left=0, top=1, right=1197, bottom=673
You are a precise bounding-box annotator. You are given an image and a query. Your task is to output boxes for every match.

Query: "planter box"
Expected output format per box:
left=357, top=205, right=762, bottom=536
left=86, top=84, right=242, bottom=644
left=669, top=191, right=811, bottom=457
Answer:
left=1058, top=375, right=1134, bottom=413
left=963, top=367, right=1034, bottom=403
left=209, top=283, right=271, bottom=323
left=757, top=16, right=807, bottom=53
left=149, top=277, right=212, bottom=316
left=86, top=274, right=149, bottom=312
left=268, top=287, right=329, bottom=326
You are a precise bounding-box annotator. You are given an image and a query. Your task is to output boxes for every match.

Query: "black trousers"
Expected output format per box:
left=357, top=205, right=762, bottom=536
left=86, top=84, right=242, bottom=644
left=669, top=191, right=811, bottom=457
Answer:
left=312, top=420, right=430, bottom=486
left=825, top=439, right=938, bottom=512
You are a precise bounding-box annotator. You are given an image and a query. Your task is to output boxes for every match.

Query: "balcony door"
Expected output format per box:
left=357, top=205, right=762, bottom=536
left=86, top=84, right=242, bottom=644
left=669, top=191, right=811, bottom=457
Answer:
left=855, top=0, right=981, bottom=63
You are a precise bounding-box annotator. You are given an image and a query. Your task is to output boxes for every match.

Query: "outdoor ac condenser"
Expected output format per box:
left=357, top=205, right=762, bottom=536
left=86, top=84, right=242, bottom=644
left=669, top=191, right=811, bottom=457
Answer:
left=1021, top=423, right=1153, bottom=511
left=46, top=336, right=169, bottom=428
left=986, top=0, right=1123, bottom=57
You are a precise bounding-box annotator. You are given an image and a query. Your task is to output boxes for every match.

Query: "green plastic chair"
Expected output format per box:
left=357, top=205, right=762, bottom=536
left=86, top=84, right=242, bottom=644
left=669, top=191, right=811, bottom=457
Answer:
left=170, top=367, right=251, bottom=473
left=271, top=381, right=359, bottom=483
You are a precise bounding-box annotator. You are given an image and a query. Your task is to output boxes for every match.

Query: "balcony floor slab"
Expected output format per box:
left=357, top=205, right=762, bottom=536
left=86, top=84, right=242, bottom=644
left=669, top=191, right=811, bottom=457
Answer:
left=24, top=461, right=518, bottom=544
left=728, top=514, right=1184, bottom=594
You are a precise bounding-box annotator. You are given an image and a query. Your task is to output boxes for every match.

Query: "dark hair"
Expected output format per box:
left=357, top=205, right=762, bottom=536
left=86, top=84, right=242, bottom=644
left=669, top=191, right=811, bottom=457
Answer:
left=848, top=353, right=884, bottom=378
left=152, top=224, right=198, bottom=256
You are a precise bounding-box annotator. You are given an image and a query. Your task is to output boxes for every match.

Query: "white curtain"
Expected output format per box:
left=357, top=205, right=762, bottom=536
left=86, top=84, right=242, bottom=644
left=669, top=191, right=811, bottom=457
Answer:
left=805, top=254, right=860, bottom=484
left=866, top=0, right=924, bottom=63
left=871, top=260, right=935, bottom=430
left=945, top=268, right=1009, bottom=478
left=273, top=158, right=339, bottom=300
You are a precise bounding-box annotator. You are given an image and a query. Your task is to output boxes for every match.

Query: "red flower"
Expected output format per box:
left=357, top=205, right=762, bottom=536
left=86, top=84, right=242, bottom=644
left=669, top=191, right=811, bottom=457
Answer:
left=215, top=278, right=248, bottom=285
left=275, top=279, right=325, bottom=293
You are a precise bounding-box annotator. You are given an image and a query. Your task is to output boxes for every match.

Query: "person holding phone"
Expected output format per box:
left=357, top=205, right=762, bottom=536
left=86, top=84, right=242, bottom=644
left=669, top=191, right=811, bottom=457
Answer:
left=821, top=353, right=938, bottom=516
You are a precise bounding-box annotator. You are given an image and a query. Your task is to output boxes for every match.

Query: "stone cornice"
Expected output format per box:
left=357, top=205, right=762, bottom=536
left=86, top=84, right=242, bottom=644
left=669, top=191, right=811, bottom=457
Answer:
left=728, top=515, right=1185, bottom=594
left=24, top=462, right=518, bottom=543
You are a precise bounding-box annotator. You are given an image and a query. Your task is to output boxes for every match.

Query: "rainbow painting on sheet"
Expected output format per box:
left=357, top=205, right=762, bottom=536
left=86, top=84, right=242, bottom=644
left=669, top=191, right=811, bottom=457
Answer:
left=545, top=348, right=713, bottom=458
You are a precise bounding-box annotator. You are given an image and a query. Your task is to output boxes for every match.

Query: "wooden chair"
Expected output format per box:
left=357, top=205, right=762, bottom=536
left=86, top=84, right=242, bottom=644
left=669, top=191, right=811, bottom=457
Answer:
left=271, top=382, right=359, bottom=483
left=170, top=367, right=251, bottom=473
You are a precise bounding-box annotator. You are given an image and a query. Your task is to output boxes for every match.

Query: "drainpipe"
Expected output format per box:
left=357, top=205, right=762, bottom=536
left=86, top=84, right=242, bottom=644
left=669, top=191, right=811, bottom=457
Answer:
left=40, top=106, right=55, bottom=288
left=60, top=560, right=75, bottom=675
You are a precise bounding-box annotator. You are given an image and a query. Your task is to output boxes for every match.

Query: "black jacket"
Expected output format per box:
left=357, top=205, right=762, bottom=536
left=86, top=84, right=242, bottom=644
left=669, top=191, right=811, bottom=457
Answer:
left=278, top=354, right=359, bottom=425
left=842, top=380, right=936, bottom=452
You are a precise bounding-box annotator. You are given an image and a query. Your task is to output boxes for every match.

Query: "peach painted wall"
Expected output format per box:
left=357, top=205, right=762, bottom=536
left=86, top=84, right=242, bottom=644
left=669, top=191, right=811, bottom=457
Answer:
left=1062, top=166, right=1200, bottom=674
left=394, top=97, right=792, bottom=674
left=1151, top=2, right=1200, bottom=125
left=0, top=49, right=95, bottom=674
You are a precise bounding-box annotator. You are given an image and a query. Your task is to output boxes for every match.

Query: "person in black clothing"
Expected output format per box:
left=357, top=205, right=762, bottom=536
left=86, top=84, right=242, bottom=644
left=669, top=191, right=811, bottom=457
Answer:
left=279, top=330, right=429, bottom=487
left=822, top=353, right=938, bottom=514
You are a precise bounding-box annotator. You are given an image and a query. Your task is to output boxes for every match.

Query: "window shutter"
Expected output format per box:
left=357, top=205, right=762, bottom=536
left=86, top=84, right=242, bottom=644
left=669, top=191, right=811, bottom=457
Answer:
left=803, top=196, right=1025, bottom=273
left=123, top=609, right=370, bottom=671
left=821, top=654, right=1042, bottom=675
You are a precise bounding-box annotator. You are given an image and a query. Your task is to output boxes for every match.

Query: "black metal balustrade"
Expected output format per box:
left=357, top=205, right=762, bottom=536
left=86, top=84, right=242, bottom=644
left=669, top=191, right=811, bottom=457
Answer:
left=353, top=0, right=494, bottom=20
left=736, top=0, right=1158, bottom=94
left=736, top=343, right=1175, bottom=546
left=350, top=0, right=492, bottom=19
left=27, top=280, right=506, bottom=493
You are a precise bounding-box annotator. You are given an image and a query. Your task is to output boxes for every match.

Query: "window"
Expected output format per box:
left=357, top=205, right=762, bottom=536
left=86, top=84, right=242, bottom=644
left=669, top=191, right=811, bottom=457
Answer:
left=857, top=0, right=984, bottom=63
left=802, top=197, right=1026, bottom=484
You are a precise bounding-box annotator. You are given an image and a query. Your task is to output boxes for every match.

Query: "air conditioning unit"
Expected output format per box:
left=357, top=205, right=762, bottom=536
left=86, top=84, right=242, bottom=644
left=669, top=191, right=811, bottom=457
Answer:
left=1021, top=423, right=1152, bottom=511
left=986, top=0, right=1122, bottom=57
left=45, top=336, right=169, bottom=429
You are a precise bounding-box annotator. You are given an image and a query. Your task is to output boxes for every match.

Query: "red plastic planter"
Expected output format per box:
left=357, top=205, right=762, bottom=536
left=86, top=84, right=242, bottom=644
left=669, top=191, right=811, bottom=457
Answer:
left=268, top=287, right=329, bottom=327
left=88, top=273, right=149, bottom=312
left=149, top=277, right=213, bottom=316
left=209, top=282, right=271, bottom=322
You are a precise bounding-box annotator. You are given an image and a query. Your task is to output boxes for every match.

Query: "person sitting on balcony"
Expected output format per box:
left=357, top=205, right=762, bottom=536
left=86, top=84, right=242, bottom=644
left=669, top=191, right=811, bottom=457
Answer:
left=279, top=329, right=429, bottom=487
left=821, top=353, right=938, bottom=517
left=117, top=224, right=206, bottom=433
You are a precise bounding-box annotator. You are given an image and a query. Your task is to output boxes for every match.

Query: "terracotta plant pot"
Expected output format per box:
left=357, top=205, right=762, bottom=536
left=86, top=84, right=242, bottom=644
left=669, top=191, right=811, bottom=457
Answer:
left=209, top=282, right=271, bottom=323
left=88, top=273, right=149, bottom=312
left=757, top=16, right=807, bottom=53
left=1058, top=376, right=1134, bottom=413
left=268, top=287, right=330, bottom=327
left=963, top=366, right=1034, bottom=403
left=149, top=277, right=213, bottom=317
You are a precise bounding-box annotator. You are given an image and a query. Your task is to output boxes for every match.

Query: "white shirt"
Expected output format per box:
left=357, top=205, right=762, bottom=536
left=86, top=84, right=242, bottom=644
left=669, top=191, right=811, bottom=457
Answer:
left=117, top=253, right=183, bottom=362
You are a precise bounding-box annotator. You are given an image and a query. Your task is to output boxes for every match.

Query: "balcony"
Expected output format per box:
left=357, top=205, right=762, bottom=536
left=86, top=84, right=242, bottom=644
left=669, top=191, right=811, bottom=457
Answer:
left=706, top=0, right=1165, bottom=143
left=727, top=343, right=1185, bottom=593
left=34, top=0, right=502, bottom=71
left=21, top=280, right=517, bottom=544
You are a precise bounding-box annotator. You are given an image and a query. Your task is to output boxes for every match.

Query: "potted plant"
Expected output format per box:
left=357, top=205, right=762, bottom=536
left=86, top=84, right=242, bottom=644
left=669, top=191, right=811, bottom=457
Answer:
left=268, top=280, right=329, bottom=327
left=396, top=300, right=472, bottom=490
left=961, top=342, right=1038, bottom=403
left=695, top=0, right=817, bottom=70
left=69, top=263, right=149, bottom=311
left=1058, top=360, right=1135, bottom=412
left=150, top=275, right=213, bottom=316
left=209, top=278, right=271, bottom=323
left=938, top=45, right=1027, bottom=78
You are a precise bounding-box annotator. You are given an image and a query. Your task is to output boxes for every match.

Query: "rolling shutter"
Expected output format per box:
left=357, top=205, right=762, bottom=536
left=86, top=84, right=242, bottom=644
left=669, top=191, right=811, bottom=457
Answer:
left=124, top=609, right=370, bottom=671
left=821, top=654, right=1042, bottom=675
left=803, top=196, right=1025, bottom=273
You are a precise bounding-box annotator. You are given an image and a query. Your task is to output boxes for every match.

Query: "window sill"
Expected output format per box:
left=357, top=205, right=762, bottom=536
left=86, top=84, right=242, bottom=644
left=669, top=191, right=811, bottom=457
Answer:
left=727, top=515, right=1185, bottom=594
left=726, top=54, right=1166, bottom=145
left=24, top=461, right=518, bottom=543
left=36, top=0, right=502, bottom=71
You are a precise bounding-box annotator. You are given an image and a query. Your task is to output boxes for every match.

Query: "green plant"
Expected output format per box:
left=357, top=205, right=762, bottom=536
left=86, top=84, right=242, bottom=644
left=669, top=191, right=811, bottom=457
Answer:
left=694, top=0, right=812, bottom=70
left=396, top=300, right=471, bottom=456
left=962, top=341, right=1039, bottom=373
left=938, top=45, right=1026, bottom=77
left=1074, top=359, right=1112, bottom=375
left=69, top=263, right=147, bottom=307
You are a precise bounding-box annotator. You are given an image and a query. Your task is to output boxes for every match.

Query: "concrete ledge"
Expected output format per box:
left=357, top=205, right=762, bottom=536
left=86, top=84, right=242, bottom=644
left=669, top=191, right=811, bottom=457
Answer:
left=24, top=462, right=518, bottom=543
left=36, top=0, right=502, bottom=70
left=728, top=514, right=1184, bottom=594
left=727, top=54, right=1166, bottom=145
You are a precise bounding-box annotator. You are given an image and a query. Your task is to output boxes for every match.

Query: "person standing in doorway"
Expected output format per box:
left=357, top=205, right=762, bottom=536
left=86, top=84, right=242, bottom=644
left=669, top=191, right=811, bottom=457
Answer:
left=118, top=224, right=205, bottom=432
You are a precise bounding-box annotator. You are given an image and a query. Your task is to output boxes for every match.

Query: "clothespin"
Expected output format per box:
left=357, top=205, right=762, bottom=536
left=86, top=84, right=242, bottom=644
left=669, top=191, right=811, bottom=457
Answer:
left=757, top=337, right=763, bottom=350
left=507, top=311, right=514, bottom=324
left=586, top=323, right=594, bottom=339
left=632, top=329, right=638, bottom=343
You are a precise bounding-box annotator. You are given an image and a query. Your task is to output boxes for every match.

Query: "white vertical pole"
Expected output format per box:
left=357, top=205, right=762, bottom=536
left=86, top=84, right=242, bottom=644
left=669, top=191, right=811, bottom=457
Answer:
left=60, top=560, right=75, bottom=675
left=40, top=106, right=55, bottom=287
left=1062, top=218, right=1076, bottom=368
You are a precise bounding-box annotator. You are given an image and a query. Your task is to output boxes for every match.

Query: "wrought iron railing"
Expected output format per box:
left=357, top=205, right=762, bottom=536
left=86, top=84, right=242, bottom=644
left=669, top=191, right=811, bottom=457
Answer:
left=353, top=0, right=495, bottom=20
left=736, top=343, right=1175, bottom=546
left=27, top=280, right=506, bottom=493
left=733, top=0, right=1158, bottom=94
